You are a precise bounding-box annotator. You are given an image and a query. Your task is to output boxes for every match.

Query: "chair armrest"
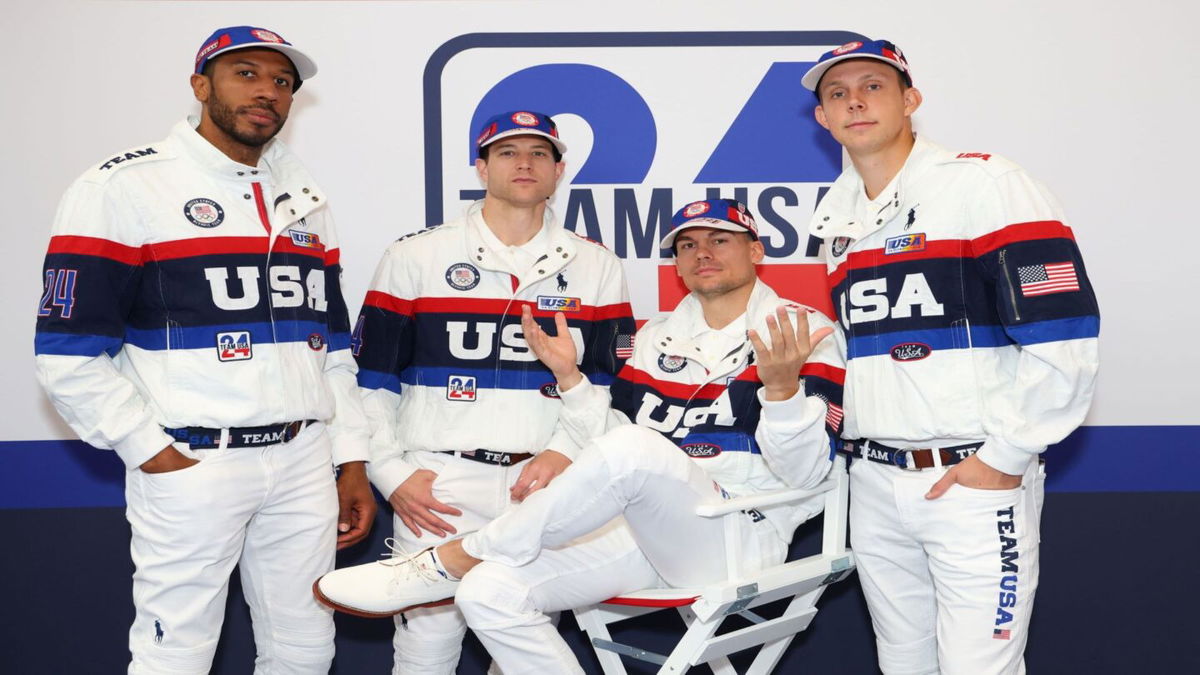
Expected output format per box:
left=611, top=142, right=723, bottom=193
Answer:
left=694, top=479, right=837, bottom=517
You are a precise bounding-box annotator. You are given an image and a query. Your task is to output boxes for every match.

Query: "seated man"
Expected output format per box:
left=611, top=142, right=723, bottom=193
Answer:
left=316, top=198, right=846, bottom=672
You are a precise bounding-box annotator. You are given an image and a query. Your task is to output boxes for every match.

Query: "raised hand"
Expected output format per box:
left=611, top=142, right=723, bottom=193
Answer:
left=521, top=305, right=583, bottom=391
left=747, top=306, right=834, bottom=401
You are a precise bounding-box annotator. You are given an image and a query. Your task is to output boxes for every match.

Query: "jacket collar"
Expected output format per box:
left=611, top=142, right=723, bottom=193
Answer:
left=809, top=135, right=949, bottom=241
left=171, top=117, right=326, bottom=224
left=461, top=201, right=579, bottom=287
left=652, top=279, right=786, bottom=377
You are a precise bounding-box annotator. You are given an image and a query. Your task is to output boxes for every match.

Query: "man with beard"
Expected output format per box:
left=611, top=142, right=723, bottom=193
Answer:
left=34, top=26, right=374, bottom=674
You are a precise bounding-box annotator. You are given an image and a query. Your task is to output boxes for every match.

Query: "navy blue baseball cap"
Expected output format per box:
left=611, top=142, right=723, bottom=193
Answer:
left=475, top=111, right=568, bottom=156
left=194, top=26, right=317, bottom=89
left=801, top=38, right=912, bottom=92
left=659, top=198, right=759, bottom=249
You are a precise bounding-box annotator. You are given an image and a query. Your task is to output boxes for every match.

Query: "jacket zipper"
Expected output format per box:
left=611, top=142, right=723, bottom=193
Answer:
left=251, top=182, right=278, bottom=350
left=999, top=249, right=1022, bottom=321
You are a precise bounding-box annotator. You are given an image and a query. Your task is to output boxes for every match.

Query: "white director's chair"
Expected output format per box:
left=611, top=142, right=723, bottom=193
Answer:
left=573, top=455, right=854, bottom=674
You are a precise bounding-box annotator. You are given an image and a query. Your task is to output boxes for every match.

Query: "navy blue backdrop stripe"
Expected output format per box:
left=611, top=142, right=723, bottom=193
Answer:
left=1, top=425, right=1196, bottom=509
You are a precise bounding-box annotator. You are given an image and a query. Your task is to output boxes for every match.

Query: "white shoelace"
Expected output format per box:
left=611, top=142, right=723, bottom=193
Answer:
left=381, top=538, right=444, bottom=589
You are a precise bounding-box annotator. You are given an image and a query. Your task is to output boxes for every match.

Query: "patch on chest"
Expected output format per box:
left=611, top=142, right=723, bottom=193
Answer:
left=445, top=263, right=480, bottom=291
left=884, top=233, right=926, bottom=255
left=658, top=354, right=687, bottom=373
left=184, top=198, right=224, bottom=228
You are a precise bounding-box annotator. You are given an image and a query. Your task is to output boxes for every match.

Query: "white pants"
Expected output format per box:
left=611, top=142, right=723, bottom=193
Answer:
left=388, top=450, right=536, bottom=674
left=849, top=458, right=1044, bottom=675
left=124, top=421, right=338, bottom=674
left=455, top=425, right=786, bottom=674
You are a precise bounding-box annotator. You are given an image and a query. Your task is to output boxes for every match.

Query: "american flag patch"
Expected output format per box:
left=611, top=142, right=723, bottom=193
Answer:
left=825, top=401, right=844, bottom=431
left=1017, top=261, right=1080, bottom=297
left=615, top=334, right=635, bottom=359
left=993, top=628, right=1011, bottom=640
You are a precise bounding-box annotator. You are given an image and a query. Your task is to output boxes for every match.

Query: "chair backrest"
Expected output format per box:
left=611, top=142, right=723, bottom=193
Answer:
left=577, top=455, right=855, bottom=673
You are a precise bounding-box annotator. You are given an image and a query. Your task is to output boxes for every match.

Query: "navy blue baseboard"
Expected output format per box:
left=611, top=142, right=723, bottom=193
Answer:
left=2, top=490, right=1196, bottom=673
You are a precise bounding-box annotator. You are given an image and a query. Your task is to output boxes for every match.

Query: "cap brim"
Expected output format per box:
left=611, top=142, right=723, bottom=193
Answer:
left=659, top=219, right=751, bottom=249
left=801, top=53, right=901, bottom=91
left=479, top=128, right=568, bottom=156
left=209, top=43, right=318, bottom=82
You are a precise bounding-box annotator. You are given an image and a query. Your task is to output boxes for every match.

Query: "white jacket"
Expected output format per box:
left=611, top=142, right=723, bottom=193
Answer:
left=557, top=280, right=846, bottom=542
left=808, top=136, right=1100, bottom=475
left=35, top=118, right=369, bottom=469
left=355, top=202, right=635, bottom=499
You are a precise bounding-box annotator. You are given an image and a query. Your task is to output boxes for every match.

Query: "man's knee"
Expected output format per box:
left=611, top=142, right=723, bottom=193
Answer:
left=589, top=425, right=679, bottom=472
left=129, top=639, right=218, bottom=675
left=262, top=606, right=335, bottom=671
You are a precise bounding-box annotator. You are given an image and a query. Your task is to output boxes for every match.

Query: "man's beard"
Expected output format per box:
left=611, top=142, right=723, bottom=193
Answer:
left=206, top=88, right=286, bottom=148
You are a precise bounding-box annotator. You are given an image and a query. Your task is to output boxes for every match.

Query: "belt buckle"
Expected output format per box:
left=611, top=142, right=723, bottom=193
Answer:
left=894, top=448, right=922, bottom=471
left=284, top=420, right=305, bottom=443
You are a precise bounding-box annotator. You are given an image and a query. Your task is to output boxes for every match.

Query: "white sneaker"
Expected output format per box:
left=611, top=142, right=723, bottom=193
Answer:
left=313, top=541, right=460, bottom=617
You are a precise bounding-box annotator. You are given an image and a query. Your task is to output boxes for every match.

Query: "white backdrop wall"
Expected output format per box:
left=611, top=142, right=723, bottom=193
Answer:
left=4, top=0, right=1196, bottom=444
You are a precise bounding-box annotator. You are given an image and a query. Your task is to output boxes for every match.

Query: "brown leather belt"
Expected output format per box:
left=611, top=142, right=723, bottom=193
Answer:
left=842, top=439, right=983, bottom=471
left=448, top=450, right=534, bottom=466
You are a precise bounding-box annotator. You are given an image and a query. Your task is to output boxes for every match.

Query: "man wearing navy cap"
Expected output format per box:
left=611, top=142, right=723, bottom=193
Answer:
left=316, top=198, right=846, bottom=672
left=803, top=38, right=1100, bottom=673
left=322, top=111, right=635, bottom=672
left=34, top=26, right=373, bottom=673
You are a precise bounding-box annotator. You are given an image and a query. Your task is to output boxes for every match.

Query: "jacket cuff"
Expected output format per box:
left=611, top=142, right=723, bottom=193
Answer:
left=756, top=387, right=824, bottom=429
left=113, top=425, right=178, bottom=471
left=557, top=375, right=599, bottom=411
left=975, top=437, right=1042, bottom=476
left=330, top=433, right=370, bottom=467
left=366, top=454, right=418, bottom=501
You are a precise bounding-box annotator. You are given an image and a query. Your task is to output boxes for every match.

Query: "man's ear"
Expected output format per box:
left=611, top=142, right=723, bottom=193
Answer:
left=903, top=87, right=923, bottom=118
left=749, top=239, right=766, bottom=265
left=190, top=73, right=211, bottom=104
left=814, top=104, right=830, bottom=131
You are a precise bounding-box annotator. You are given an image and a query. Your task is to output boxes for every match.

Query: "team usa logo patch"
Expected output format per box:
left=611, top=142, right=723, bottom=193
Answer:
left=445, top=263, right=481, bottom=290
left=307, top=333, right=325, bottom=351
left=890, top=342, right=931, bottom=362
left=536, top=295, right=582, bottom=312
left=681, top=442, right=722, bottom=458
left=251, top=29, right=284, bottom=43
left=184, top=198, right=224, bottom=228
left=511, top=111, right=539, bottom=126
left=289, top=230, right=323, bottom=249
left=682, top=201, right=710, bottom=218
left=831, top=236, right=852, bottom=257
left=216, top=331, right=252, bottom=362
left=884, top=233, right=926, bottom=255
left=658, top=353, right=687, bottom=373
left=447, top=375, right=477, bottom=401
